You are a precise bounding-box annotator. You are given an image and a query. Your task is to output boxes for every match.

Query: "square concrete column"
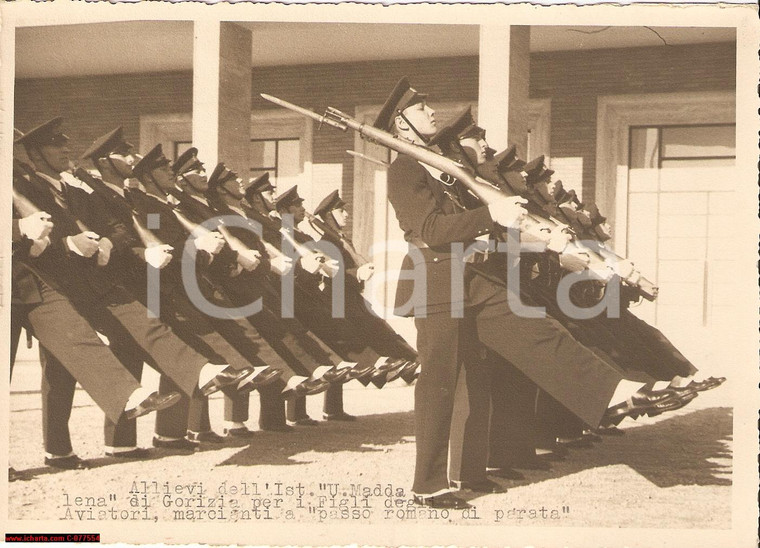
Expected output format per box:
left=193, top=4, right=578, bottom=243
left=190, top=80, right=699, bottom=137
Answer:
left=478, top=25, right=531, bottom=157
left=192, top=21, right=252, bottom=174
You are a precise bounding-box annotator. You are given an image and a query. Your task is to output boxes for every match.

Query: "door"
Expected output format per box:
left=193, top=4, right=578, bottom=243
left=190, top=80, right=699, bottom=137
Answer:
left=625, top=123, right=738, bottom=366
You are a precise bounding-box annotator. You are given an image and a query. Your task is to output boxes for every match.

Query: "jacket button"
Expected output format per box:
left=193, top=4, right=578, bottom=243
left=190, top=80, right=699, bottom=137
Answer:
left=433, top=257, right=439, bottom=262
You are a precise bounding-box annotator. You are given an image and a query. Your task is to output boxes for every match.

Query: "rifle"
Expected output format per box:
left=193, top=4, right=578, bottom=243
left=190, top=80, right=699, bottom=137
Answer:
left=261, top=93, right=658, bottom=301
left=304, top=210, right=369, bottom=267
left=12, top=188, right=42, bottom=218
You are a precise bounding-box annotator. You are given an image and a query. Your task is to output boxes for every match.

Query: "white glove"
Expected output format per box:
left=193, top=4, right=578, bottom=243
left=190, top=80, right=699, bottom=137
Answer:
left=195, top=231, right=225, bottom=255
left=236, top=249, right=262, bottom=272
left=520, top=219, right=553, bottom=245
left=609, top=258, right=641, bottom=284
left=144, top=244, right=174, bottom=269
left=488, top=196, right=528, bottom=228
left=610, top=258, right=635, bottom=280
left=558, top=248, right=591, bottom=272
left=67, top=231, right=101, bottom=258
left=300, top=253, right=324, bottom=274
left=356, top=263, right=375, bottom=282
left=96, top=237, right=114, bottom=266
left=28, top=237, right=51, bottom=258
left=270, top=255, right=294, bottom=276
left=18, top=212, right=54, bottom=241
left=546, top=226, right=572, bottom=254
left=319, top=258, right=340, bottom=278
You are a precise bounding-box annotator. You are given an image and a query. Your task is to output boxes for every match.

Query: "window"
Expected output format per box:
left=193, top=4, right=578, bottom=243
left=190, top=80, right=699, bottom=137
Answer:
left=173, top=141, right=193, bottom=162
left=250, top=138, right=300, bottom=190
left=629, top=124, right=736, bottom=169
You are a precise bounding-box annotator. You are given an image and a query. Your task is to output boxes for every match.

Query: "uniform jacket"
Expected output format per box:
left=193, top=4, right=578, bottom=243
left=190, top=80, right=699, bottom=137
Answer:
left=12, top=170, right=115, bottom=305
left=386, top=153, right=495, bottom=316
left=67, top=169, right=147, bottom=286
left=126, top=187, right=214, bottom=289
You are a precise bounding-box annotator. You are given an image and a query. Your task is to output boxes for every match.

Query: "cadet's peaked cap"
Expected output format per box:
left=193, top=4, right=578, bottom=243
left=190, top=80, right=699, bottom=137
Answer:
left=244, top=173, right=274, bottom=204
left=15, top=117, right=69, bottom=148
left=131, top=144, right=170, bottom=180
left=583, top=202, right=607, bottom=225
left=373, top=77, right=428, bottom=131
left=313, top=190, right=346, bottom=220
left=274, top=185, right=304, bottom=211
left=207, top=163, right=236, bottom=192
left=172, top=147, right=204, bottom=177
left=493, top=144, right=526, bottom=172
left=248, top=173, right=275, bottom=194
left=522, top=155, right=554, bottom=183
left=428, top=106, right=483, bottom=148
left=80, top=127, right=134, bottom=161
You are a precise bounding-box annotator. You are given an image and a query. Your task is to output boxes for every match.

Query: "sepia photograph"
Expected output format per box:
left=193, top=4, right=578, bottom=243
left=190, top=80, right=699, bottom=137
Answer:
left=1, top=2, right=758, bottom=546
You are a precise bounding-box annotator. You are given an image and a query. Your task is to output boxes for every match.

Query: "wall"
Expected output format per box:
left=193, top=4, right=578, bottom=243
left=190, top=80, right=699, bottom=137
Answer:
left=530, top=41, right=736, bottom=199
left=14, top=41, right=735, bottom=232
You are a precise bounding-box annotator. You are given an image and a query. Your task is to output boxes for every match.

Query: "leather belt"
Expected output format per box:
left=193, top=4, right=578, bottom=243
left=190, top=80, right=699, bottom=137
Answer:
left=407, top=238, right=492, bottom=264
left=464, top=252, right=490, bottom=264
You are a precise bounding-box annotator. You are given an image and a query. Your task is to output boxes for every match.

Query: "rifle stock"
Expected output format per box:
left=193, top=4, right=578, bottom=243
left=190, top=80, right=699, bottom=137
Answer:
left=304, top=210, right=369, bottom=267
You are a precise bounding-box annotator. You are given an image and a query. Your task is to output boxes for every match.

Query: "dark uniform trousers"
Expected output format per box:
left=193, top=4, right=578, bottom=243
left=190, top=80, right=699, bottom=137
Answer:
left=448, top=351, right=539, bottom=482
left=216, top=216, right=346, bottom=423
left=411, top=271, right=624, bottom=495
left=13, top=283, right=143, bottom=455
left=40, top=341, right=145, bottom=453
left=317, top=232, right=419, bottom=363
left=480, top=257, right=700, bottom=467
left=526, top=274, right=698, bottom=446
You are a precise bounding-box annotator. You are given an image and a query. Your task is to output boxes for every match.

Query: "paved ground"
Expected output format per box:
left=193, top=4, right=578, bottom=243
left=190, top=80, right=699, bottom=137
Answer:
left=8, top=353, right=734, bottom=543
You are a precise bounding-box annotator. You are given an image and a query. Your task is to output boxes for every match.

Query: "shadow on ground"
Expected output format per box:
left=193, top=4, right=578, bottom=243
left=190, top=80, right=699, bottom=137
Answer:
left=496, top=406, right=733, bottom=491
left=12, top=406, right=731, bottom=489
left=219, top=410, right=417, bottom=467
left=214, top=406, right=732, bottom=489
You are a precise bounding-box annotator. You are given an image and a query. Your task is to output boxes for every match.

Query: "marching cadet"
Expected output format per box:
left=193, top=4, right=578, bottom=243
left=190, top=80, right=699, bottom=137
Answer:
left=12, top=118, right=250, bottom=469
left=310, top=190, right=420, bottom=419
left=376, top=77, right=695, bottom=509
left=468, top=120, right=714, bottom=442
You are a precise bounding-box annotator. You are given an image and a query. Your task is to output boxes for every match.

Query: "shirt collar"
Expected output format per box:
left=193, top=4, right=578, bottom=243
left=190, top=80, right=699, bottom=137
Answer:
left=102, top=180, right=125, bottom=198
left=228, top=204, right=246, bottom=217
left=36, top=171, right=63, bottom=192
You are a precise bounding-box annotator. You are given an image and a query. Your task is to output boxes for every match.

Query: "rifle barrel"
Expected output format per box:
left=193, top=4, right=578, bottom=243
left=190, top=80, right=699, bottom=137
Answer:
left=260, top=94, right=347, bottom=132
left=346, top=150, right=390, bottom=168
